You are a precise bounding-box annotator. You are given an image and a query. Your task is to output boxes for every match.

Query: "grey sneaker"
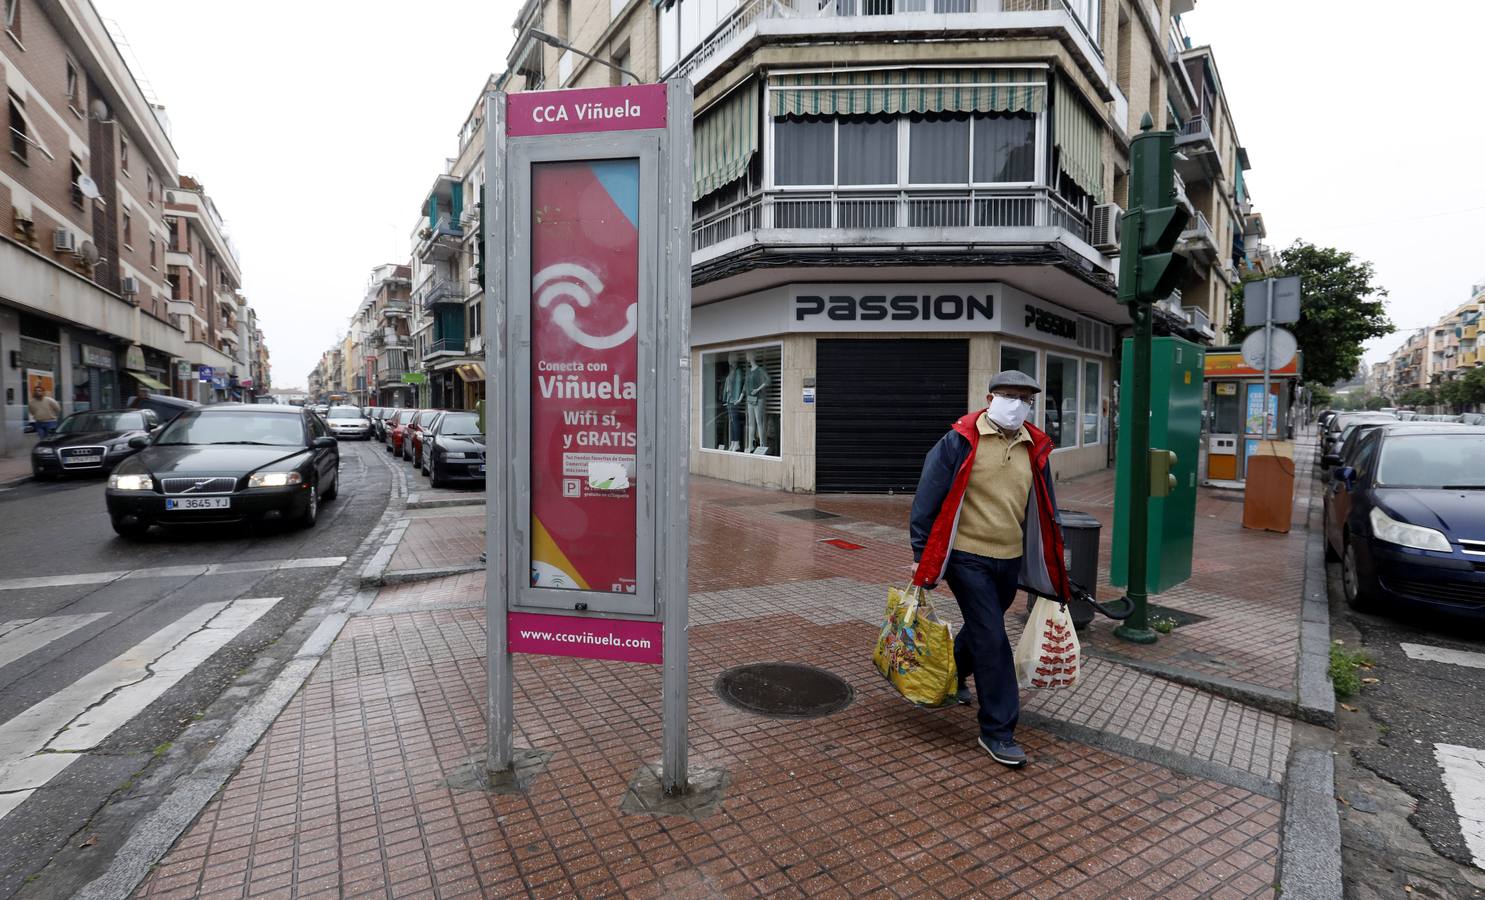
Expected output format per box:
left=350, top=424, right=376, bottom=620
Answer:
left=955, top=685, right=973, bottom=706
left=978, top=736, right=1028, bottom=768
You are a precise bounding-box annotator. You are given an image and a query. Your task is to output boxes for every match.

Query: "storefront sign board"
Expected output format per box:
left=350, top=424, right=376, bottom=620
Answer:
left=81, top=345, right=115, bottom=369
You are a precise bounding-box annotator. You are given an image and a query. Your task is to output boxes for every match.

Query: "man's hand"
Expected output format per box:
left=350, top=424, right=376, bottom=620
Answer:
left=905, top=565, right=937, bottom=590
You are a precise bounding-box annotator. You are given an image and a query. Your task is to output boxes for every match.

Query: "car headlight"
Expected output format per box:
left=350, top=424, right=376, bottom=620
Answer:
left=442, top=451, right=468, bottom=459
left=33, top=446, right=55, bottom=456
left=109, top=473, right=153, bottom=491
left=1369, top=507, right=1452, bottom=553
left=248, top=471, right=303, bottom=488
left=107, top=443, right=131, bottom=454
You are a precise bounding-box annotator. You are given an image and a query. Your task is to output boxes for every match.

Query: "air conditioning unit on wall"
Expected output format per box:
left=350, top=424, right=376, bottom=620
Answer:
left=1091, top=203, right=1123, bottom=253
left=53, top=228, right=77, bottom=253
left=121, top=275, right=139, bottom=296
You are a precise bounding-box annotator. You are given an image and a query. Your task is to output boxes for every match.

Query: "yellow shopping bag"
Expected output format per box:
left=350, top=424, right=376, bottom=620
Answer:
left=873, top=585, right=958, bottom=708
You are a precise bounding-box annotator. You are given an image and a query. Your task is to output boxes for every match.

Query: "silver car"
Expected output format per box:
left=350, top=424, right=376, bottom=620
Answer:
left=325, top=406, right=372, bottom=440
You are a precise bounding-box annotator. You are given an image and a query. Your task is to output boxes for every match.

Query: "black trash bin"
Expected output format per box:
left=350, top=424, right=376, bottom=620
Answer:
left=1057, top=509, right=1101, bottom=629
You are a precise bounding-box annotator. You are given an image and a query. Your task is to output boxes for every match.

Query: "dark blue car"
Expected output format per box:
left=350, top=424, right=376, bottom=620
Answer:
left=1324, top=424, right=1485, bottom=620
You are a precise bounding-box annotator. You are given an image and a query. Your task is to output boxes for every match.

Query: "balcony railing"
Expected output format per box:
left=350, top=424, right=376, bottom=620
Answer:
left=1176, top=114, right=1211, bottom=144
left=377, top=366, right=410, bottom=385
left=428, top=338, right=466, bottom=356
left=692, top=186, right=1091, bottom=252
left=415, top=214, right=464, bottom=260
left=669, top=0, right=1099, bottom=82
left=381, top=300, right=412, bottom=318
left=416, top=277, right=466, bottom=313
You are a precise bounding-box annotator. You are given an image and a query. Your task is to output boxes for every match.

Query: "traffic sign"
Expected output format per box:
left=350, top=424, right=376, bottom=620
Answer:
left=1241, top=326, right=1297, bottom=371
left=198, top=366, right=213, bottom=382
left=1243, top=275, right=1301, bottom=327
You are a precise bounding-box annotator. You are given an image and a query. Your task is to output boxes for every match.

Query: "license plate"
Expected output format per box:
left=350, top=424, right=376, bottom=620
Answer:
left=165, top=497, right=231, bottom=511
left=69, top=455, right=102, bottom=464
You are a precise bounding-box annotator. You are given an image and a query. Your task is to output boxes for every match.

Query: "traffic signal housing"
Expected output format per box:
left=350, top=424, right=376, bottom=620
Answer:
left=1117, top=124, right=1189, bottom=305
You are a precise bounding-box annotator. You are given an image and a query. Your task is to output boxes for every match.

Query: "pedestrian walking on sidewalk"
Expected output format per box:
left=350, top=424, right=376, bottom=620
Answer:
left=909, top=370, right=1071, bottom=768
left=28, top=384, right=61, bottom=439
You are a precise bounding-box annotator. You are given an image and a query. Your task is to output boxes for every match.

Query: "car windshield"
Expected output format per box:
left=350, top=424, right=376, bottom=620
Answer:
left=155, top=412, right=305, bottom=446
left=1375, top=434, right=1485, bottom=489
left=57, top=411, right=145, bottom=433
left=439, top=413, right=480, bottom=436
left=417, top=412, right=437, bottom=426
left=327, top=407, right=364, bottom=420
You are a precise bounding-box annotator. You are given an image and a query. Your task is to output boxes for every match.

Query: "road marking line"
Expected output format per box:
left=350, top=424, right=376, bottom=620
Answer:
left=0, top=557, right=347, bottom=592
left=0, top=789, right=32, bottom=821
left=0, top=597, right=283, bottom=822
left=1434, top=743, right=1485, bottom=868
left=1402, top=643, right=1485, bottom=670
left=0, top=614, right=110, bottom=670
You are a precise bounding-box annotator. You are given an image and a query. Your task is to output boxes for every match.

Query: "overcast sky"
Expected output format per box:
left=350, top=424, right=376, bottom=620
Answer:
left=98, top=1, right=1484, bottom=387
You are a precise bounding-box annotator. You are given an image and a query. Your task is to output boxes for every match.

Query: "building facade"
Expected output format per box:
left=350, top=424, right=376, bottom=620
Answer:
left=367, top=263, right=414, bottom=407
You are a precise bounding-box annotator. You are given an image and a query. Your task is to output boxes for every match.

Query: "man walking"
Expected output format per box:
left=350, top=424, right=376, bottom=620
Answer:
left=909, top=370, right=1071, bottom=768
left=28, top=384, right=61, bottom=439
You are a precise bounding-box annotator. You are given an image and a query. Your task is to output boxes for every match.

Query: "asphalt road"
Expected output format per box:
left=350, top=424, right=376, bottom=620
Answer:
left=1330, top=566, right=1485, bottom=898
left=0, top=440, right=394, bottom=900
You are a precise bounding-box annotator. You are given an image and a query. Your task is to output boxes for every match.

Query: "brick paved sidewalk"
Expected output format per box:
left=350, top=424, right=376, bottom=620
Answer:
left=387, top=509, right=484, bottom=575
left=131, top=451, right=1315, bottom=899
left=0, top=451, right=32, bottom=486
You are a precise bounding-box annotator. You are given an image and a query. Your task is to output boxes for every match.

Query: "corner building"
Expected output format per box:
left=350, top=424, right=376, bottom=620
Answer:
left=505, top=0, right=1250, bottom=491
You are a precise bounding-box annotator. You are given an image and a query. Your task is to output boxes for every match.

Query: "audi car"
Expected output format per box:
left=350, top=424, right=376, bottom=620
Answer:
left=325, top=405, right=372, bottom=440
left=423, top=410, right=484, bottom=487
left=104, top=404, right=339, bottom=539
left=1324, top=425, right=1485, bottom=620
left=31, top=408, right=160, bottom=479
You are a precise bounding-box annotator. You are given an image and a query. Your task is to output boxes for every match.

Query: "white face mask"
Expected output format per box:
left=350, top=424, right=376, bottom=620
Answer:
left=987, top=395, right=1031, bottom=432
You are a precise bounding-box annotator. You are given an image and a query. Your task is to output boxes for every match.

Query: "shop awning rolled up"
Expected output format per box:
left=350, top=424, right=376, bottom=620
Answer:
left=769, top=68, right=1046, bottom=119
left=128, top=370, right=169, bottom=390
left=693, top=80, right=759, bottom=200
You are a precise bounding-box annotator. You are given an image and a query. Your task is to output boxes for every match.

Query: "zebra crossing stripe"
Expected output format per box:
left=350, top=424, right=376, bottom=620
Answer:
left=0, top=598, right=282, bottom=821
left=1434, top=743, right=1485, bottom=868
left=0, top=614, right=109, bottom=671
left=1401, top=643, right=1485, bottom=671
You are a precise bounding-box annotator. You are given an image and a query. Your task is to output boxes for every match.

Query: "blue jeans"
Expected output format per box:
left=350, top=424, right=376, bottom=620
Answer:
left=33, top=420, right=58, bottom=439
left=944, top=550, right=1022, bottom=743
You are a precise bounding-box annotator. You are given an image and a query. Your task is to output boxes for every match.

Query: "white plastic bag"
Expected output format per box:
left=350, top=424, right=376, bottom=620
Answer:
left=1014, top=597, right=1081, bottom=690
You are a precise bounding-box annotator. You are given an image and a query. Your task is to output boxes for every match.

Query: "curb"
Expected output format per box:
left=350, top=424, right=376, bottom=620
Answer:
left=0, top=473, right=32, bottom=489
left=355, top=513, right=485, bottom=588
left=1296, top=455, right=1337, bottom=728
left=406, top=492, right=486, bottom=510
left=372, top=563, right=485, bottom=587
left=1079, top=647, right=1307, bottom=721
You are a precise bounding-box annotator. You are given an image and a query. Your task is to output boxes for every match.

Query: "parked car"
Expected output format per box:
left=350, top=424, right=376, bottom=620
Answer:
left=371, top=407, right=391, bottom=441
left=424, top=410, right=485, bottom=488
left=325, top=405, right=372, bottom=440
left=1317, top=409, right=1339, bottom=431
left=31, top=409, right=160, bottom=479
left=405, top=410, right=443, bottom=465
left=1322, top=411, right=1397, bottom=466
left=387, top=409, right=419, bottom=456
left=1323, top=424, right=1485, bottom=619
left=104, top=404, right=339, bottom=539
left=1463, top=413, right=1485, bottom=426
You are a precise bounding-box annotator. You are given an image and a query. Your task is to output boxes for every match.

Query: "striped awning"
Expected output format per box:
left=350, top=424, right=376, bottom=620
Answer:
left=1054, top=76, right=1104, bottom=202
left=769, top=68, right=1046, bottom=118
left=693, top=80, right=759, bottom=200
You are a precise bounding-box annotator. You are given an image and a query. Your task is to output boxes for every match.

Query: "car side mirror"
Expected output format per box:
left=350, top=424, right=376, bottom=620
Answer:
left=1336, top=466, right=1357, bottom=488
left=128, top=435, right=150, bottom=449
left=311, top=436, right=338, bottom=449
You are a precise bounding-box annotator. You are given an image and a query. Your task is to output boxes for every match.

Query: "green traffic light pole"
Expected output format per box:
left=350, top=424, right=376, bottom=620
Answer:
left=1113, top=113, right=1188, bottom=645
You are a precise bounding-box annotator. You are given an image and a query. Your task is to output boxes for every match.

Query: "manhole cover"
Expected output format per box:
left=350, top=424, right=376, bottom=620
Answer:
left=714, top=663, right=854, bottom=719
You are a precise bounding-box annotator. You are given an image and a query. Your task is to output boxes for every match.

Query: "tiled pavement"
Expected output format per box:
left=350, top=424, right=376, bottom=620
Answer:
left=130, top=445, right=1321, bottom=899
left=0, top=451, right=32, bottom=485
left=387, top=510, right=485, bottom=576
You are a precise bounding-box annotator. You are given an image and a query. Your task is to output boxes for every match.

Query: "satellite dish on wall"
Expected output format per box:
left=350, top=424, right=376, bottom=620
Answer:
left=77, top=175, right=100, bottom=200
left=90, top=98, right=114, bottom=123
left=79, top=241, right=100, bottom=266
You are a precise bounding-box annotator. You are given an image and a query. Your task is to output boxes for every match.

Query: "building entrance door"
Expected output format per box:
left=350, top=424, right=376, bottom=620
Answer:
left=816, top=339, right=968, bottom=493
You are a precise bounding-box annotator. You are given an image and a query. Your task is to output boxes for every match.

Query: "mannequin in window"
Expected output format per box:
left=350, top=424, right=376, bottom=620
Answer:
left=722, top=352, right=745, bottom=451
left=744, top=350, right=770, bottom=453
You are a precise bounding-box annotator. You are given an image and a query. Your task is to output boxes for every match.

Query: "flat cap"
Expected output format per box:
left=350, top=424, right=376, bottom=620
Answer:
left=988, top=370, right=1042, bottom=394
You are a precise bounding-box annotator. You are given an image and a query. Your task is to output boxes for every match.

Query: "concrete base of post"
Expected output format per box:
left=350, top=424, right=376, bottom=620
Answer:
left=443, top=747, right=552, bottom=796
left=1113, top=624, right=1159, bottom=644
left=621, top=763, right=728, bottom=820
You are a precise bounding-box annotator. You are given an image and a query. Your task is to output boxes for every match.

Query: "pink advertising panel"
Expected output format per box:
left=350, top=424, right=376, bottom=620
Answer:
left=508, top=611, right=663, bottom=665
left=507, top=84, right=667, bottom=137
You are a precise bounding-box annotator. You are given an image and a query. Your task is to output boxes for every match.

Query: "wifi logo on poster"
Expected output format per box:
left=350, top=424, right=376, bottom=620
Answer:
left=533, top=263, right=637, bottom=350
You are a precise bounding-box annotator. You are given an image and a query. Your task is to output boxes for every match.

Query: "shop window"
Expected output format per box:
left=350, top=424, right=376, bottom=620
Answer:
left=701, top=345, right=781, bottom=457
left=1044, top=353, right=1079, bottom=447
left=999, top=343, right=1041, bottom=428
left=1081, top=359, right=1101, bottom=445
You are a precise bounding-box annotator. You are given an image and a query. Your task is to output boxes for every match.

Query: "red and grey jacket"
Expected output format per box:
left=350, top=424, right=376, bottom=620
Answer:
left=909, top=409, right=1071, bottom=599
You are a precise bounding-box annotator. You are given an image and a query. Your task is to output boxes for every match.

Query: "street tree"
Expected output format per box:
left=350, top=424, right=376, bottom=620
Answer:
left=1229, top=241, right=1392, bottom=389
left=1398, top=388, right=1435, bottom=408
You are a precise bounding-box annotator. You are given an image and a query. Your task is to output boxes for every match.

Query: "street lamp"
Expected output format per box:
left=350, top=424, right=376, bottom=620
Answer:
left=527, top=28, right=641, bottom=85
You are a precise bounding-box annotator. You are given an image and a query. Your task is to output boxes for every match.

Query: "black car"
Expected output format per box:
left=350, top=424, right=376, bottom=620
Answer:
left=1322, top=411, right=1396, bottom=466
left=31, top=409, right=161, bottom=479
left=128, top=391, right=200, bottom=424
left=1323, top=425, right=1485, bottom=620
left=424, top=410, right=485, bottom=488
left=105, top=404, right=339, bottom=539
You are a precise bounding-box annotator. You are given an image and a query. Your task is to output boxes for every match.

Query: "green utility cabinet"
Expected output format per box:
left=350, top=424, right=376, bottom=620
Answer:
left=1111, top=336, right=1205, bottom=593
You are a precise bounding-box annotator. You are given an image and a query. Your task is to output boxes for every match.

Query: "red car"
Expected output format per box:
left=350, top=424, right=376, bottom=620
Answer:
left=409, top=412, right=442, bottom=472
left=387, top=408, right=419, bottom=457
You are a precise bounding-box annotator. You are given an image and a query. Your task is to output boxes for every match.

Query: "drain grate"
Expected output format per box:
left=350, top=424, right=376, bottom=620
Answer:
left=1147, top=604, right=1210, bottom=626
left=777, top=508, right=841, bottom=520
left=714, top=663, right=854, bottom=719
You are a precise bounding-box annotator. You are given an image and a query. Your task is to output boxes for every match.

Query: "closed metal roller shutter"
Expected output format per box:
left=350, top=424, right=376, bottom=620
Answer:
left=815, top=339, right=969, bottom=493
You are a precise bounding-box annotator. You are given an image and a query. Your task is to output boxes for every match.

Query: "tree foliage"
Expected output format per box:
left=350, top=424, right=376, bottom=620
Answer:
left=1229, top=241, right=1392, bottom=389
left=1439, top=367, right=1485, bottom=410
left=1397, top=388, right=1436, bottom=408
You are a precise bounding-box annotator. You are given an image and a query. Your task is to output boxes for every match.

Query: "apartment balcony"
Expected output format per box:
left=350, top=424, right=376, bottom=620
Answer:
left=382, top=328, right=408, bottom=349
left=414, top=214, right=464, bottom=262
left=415, top=276, right=467, bottom=315
left=1173, top=114, right=1222, bottom=183
left=167, top=298, right=196, bottom=319
left=1463, top=323, right=1479, bottom=341
left=1462, top=350, right=1480, bottom=367
left=424, top=338, right=466, bottom=359
left=377, top=366, right=410, bottom=387
left=1179, top=210, right=1218, bottom=264
left=380, top=300, right=413, bottom=319
left=667, top=0, right=1107, bottom=96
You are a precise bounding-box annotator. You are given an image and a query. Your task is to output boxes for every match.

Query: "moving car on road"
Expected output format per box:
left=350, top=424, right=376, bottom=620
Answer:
left=325, top=405, right=372, bottom=440
left=1324, top=424, right=1485, bottom=620
left=423, top=410, right=485, bottom=488
left=31, top=409, right=160, bottom=479
left=105, top=404, right=340, bottom=539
